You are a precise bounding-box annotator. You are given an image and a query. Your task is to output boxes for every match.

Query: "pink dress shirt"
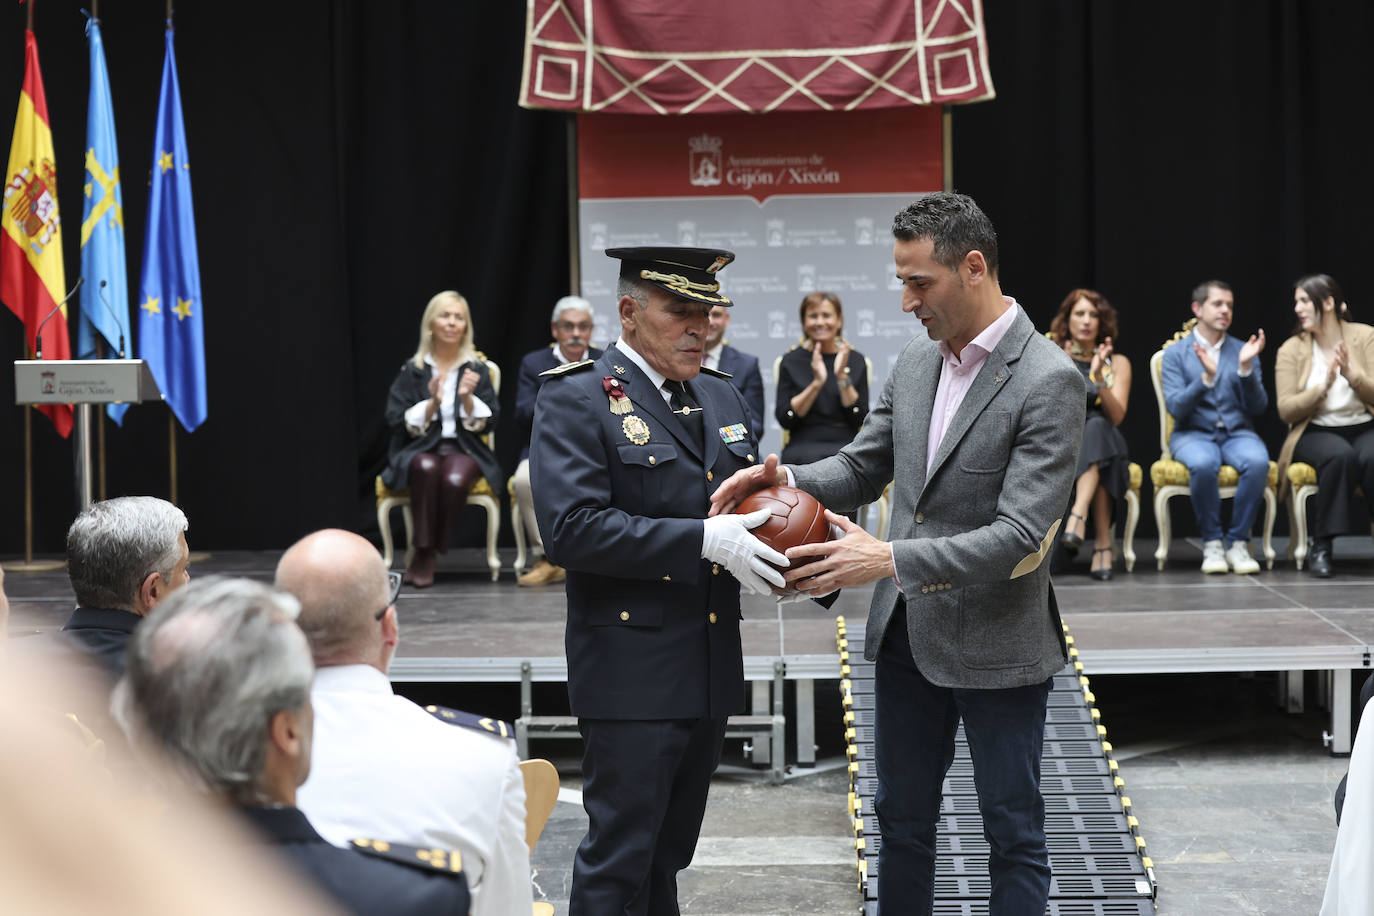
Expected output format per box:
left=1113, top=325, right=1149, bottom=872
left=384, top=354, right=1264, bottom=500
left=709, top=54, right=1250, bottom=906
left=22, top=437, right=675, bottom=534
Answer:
left=926, top=298, right=1020, bottom=475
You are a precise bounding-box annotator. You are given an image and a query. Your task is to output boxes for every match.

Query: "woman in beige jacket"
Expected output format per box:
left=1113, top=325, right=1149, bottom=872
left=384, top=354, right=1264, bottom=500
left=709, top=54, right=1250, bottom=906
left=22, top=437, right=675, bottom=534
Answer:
left=1275, top=274, right=1374, bottom=576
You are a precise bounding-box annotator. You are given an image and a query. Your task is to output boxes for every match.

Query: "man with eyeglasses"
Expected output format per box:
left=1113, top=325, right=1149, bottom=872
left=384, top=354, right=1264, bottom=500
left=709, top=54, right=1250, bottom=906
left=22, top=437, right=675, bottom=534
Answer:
left=512, top=295, right=604, bottom=586
left=276, top=529, right=531, bottom=916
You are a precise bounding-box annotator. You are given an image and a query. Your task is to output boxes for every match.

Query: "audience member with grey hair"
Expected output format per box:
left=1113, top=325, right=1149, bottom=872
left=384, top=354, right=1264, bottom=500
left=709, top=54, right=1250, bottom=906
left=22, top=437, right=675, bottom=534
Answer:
left=61, top=495, right=191, bottom=680
left=112, top=576, right=471, bottom=916
left=512, top=294, right=603, bottom=586
left=279, top=529, right=531, bottom=916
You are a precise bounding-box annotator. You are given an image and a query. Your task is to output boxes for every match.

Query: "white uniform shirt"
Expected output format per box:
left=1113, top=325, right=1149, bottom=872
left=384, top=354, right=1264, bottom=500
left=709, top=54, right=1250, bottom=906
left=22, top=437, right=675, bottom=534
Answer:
left=296, top=664, right=531, bottom=916
left=1322, top=701, right=1374, bottom=914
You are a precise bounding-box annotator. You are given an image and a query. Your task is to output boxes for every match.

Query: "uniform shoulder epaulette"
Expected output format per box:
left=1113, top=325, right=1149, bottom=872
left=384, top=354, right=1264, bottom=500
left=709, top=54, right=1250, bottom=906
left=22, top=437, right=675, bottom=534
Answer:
left=350, top=838, right=464, bottom=875
left=424, top=704, right=515, bottom=741
left=539, top=358, right=595, bottom=378
left=699, top=365, right=733, bottom=379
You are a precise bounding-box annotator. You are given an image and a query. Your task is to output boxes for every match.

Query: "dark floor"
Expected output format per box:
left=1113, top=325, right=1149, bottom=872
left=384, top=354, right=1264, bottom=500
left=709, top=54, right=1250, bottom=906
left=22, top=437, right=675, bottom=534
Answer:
left=5, top=534, right=1369, bottom=914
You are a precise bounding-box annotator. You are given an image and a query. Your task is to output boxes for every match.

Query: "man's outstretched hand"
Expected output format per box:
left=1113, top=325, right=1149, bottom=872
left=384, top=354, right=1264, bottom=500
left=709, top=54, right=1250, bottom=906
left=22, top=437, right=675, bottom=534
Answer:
left=782, top=511, right=895, bottom=595
left=708, top=453, right=788, bottom=517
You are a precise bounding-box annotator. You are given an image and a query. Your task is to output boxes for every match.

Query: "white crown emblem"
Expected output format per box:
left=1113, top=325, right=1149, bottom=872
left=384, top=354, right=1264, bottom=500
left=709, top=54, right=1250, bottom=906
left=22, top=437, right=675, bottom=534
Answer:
left=688, top=134, right=722, bottom=153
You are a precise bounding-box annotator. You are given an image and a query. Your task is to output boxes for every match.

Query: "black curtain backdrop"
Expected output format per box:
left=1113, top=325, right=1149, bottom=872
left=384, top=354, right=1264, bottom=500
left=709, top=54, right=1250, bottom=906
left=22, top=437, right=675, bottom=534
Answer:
left=3, top=1, right=1370, bottom=554
left=0, top=1, right=572, bottom=553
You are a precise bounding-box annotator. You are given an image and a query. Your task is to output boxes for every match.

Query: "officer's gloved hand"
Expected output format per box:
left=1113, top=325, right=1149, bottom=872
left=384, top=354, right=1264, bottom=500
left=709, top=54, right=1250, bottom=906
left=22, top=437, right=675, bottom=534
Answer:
left=701, top=508, right=788, bottom=596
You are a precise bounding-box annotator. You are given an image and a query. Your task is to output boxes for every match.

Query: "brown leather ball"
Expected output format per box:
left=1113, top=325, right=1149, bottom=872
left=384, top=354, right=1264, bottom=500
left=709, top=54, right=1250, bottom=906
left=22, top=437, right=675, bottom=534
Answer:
left=735, top=486, right=832, bottom=554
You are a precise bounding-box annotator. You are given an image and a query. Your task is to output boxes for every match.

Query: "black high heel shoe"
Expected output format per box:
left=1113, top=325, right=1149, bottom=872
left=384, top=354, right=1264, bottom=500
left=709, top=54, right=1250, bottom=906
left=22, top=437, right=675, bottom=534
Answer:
left=1090, top=547, right=1114, bottom=581
left=1061, top=512, right=1086, bottom=549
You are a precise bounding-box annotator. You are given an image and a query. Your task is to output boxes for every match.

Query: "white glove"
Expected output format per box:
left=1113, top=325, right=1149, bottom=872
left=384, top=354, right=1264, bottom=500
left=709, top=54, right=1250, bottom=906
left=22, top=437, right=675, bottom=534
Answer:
left=701, top=508, right=788, bottom=596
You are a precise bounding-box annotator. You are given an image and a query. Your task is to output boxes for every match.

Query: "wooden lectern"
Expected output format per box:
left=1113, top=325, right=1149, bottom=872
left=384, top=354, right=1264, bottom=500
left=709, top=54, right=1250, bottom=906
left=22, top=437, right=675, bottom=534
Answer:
left=14, top=359, right=162, bottom=510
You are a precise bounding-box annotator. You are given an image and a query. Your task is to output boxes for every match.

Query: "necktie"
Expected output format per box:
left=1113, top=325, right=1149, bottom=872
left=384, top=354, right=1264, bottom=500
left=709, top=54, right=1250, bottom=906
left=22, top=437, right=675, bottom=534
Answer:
left=664, top=379, right=704, bottom=448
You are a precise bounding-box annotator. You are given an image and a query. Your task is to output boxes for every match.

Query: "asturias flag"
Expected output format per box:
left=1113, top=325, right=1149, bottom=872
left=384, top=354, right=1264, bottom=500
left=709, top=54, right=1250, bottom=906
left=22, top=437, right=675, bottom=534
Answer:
left=1, top=30, right=72, bottom=438
left=138, top=25, right=206, bottom=432
left=79, top=16, right=131, bottom=424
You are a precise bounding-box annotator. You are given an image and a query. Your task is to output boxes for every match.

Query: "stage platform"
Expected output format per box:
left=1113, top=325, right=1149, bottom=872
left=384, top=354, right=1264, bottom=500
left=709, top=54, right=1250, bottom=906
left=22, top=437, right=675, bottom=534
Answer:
left=5, top=535, right=1371, bottom=757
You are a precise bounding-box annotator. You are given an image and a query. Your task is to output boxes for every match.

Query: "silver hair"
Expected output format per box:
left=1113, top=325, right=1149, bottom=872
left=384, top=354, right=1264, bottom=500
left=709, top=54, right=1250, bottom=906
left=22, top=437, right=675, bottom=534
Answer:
left=616, top=276, right=651, bottom=308
left=111, top=577, right=312, bottom=806
left=550, top=295, right=594, bottom=323
left=66, top=496, right=189, bottom=611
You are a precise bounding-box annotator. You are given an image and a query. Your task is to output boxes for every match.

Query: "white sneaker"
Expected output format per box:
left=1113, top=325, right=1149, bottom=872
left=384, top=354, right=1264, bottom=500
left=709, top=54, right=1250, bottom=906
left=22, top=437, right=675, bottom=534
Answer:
left=1201, top=540, right=1229, bottom=574
left=1225, top=541, right=1261, bottom=575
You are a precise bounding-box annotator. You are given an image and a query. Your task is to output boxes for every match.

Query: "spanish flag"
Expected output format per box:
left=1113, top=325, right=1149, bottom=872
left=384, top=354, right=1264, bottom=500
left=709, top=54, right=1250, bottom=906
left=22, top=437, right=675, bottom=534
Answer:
left=2, top=30, right=72, bottom=437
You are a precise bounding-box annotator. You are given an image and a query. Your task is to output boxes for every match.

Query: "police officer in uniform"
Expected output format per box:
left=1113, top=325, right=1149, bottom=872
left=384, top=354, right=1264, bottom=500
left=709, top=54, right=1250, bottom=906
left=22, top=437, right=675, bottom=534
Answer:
left=111, top=577, right=470, bottom=916
left=531, top=247, right=787, bottom=915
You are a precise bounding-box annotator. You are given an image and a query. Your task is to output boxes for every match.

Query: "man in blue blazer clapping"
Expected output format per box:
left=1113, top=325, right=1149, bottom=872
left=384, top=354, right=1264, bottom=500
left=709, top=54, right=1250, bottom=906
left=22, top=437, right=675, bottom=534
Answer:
left=1161, top=280, right=1269, bottom=574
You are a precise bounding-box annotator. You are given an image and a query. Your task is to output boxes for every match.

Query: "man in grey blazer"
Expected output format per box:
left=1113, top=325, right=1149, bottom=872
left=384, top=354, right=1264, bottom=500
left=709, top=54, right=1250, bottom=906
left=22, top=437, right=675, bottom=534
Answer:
left=712, top=192, right=1083, bottom=915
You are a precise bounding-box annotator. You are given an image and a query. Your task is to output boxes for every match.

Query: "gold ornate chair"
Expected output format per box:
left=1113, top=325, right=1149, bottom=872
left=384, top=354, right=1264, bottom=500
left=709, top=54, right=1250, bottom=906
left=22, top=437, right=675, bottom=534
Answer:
left=1286, top=462, right=1320, bottom=569
left=1148, top=321, right=1277, bottom=569
left=376, top=357, right=503, bottom=581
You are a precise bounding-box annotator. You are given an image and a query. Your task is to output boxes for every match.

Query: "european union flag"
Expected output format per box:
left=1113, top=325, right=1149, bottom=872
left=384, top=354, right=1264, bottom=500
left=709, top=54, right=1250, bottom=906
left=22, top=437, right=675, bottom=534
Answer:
left=78, top=17, right=131, bottom=424
left=137, top=25, right=205, bottom=432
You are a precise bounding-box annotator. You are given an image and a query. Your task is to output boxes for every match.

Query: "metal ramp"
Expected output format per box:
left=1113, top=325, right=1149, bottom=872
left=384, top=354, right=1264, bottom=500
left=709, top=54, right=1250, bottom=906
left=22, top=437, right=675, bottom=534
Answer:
left=837, top=617, right=1157, bottom=915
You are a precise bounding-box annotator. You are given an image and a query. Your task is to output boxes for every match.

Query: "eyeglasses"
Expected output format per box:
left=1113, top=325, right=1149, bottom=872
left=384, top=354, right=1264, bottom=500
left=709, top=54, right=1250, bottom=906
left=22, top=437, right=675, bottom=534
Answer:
left=375, top=570, right=403, bottom=620
left=555, top=321, right=593, bottom=333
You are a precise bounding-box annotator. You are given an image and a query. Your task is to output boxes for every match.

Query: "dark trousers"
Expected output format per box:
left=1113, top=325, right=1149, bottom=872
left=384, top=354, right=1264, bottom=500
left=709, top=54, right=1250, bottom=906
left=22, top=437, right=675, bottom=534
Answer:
left=1294, top=420, right=1374, bottom=541
left=407, top=440, right=480, bottom=551
left=570, top=716, right=729, bottom=916
left=875, top=606, right=1052, bottom=916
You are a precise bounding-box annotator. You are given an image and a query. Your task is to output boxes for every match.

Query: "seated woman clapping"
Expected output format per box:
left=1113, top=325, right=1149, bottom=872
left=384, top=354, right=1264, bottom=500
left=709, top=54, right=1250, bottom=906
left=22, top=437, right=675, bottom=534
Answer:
left=1275, top=274, right=1374, bottom=577
left=1051, top=289, right=1133, bottom=580
left=382, top=291, right=504, bottom=587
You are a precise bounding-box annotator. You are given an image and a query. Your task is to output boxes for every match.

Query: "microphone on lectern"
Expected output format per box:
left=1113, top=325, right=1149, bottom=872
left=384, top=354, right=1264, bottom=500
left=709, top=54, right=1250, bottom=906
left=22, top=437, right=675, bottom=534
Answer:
left=34, top=277, right=85, bottom=359
left=97, top=279, right=126, bottom=359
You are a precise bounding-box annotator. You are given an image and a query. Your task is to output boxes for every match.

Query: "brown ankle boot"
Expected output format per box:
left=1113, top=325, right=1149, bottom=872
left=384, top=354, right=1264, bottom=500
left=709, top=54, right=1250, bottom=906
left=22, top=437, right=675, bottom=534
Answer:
left=404, top=547, right=437, bottom=588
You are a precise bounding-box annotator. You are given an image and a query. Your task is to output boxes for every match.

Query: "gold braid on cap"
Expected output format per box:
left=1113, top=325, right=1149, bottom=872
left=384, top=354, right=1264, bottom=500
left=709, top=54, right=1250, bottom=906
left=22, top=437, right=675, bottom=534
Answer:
left=639, top=269, right=721, bottom=295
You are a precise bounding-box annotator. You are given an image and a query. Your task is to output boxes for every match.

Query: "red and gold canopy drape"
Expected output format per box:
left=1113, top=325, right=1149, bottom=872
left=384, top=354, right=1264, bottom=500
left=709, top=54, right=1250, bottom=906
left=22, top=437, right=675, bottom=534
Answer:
left=520, top=0, right=994, bottom=114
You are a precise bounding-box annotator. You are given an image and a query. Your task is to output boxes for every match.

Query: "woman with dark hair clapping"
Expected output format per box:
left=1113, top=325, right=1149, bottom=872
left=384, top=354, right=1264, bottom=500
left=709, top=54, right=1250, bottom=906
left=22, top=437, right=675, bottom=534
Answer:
left=775, top=291, right=870, bottom=465
left=1276, top=274, right=1374, bottom=577
left=1050, top=289, right=1132, bottom=580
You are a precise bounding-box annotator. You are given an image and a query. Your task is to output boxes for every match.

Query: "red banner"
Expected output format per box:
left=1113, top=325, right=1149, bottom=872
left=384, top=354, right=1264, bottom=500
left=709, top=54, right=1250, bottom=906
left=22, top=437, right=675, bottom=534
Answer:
left=521, top=0, right=994, bottom=114
left=579, top=109, right=943, bottom=204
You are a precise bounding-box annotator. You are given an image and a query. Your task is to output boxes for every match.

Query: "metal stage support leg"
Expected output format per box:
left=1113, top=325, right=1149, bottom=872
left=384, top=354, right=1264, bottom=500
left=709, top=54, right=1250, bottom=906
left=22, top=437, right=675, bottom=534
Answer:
left=750, top=679, right=771, bottom=766
left=796, top=678, right=816, bottom=767
left=1328, top=668, right=1352, bottom=756
left=1280, top=670, right=1305, bottom=714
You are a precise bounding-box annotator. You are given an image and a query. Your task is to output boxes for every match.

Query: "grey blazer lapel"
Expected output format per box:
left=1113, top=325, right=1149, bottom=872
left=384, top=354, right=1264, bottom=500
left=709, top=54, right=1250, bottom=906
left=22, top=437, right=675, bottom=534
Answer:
left=926, top=314, right=1029, bottom=482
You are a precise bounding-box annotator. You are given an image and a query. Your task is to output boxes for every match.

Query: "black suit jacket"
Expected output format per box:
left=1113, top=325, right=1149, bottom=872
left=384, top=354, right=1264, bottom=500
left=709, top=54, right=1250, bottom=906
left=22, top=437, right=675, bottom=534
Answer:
left=530, top=344, right=761, bottom=719
left=382, top=358, right=503, bottom=495
left=513, top=344, right=604, bottom=462
left=60, top=607, right=142, bottom=681
left=238, top=806, right=470, bottom=916
left=716, top=344, right=765, bottom=440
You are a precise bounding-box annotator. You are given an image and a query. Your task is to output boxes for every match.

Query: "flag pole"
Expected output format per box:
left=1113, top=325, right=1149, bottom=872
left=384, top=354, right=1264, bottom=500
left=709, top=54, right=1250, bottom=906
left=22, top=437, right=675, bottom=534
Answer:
left=26, top=0, right=33, bottom=31
left=96, top=340, right=107, bottom=500
left=23, top=407, right=32, bottom=564
left=168, top=412, right=178, bottom=505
